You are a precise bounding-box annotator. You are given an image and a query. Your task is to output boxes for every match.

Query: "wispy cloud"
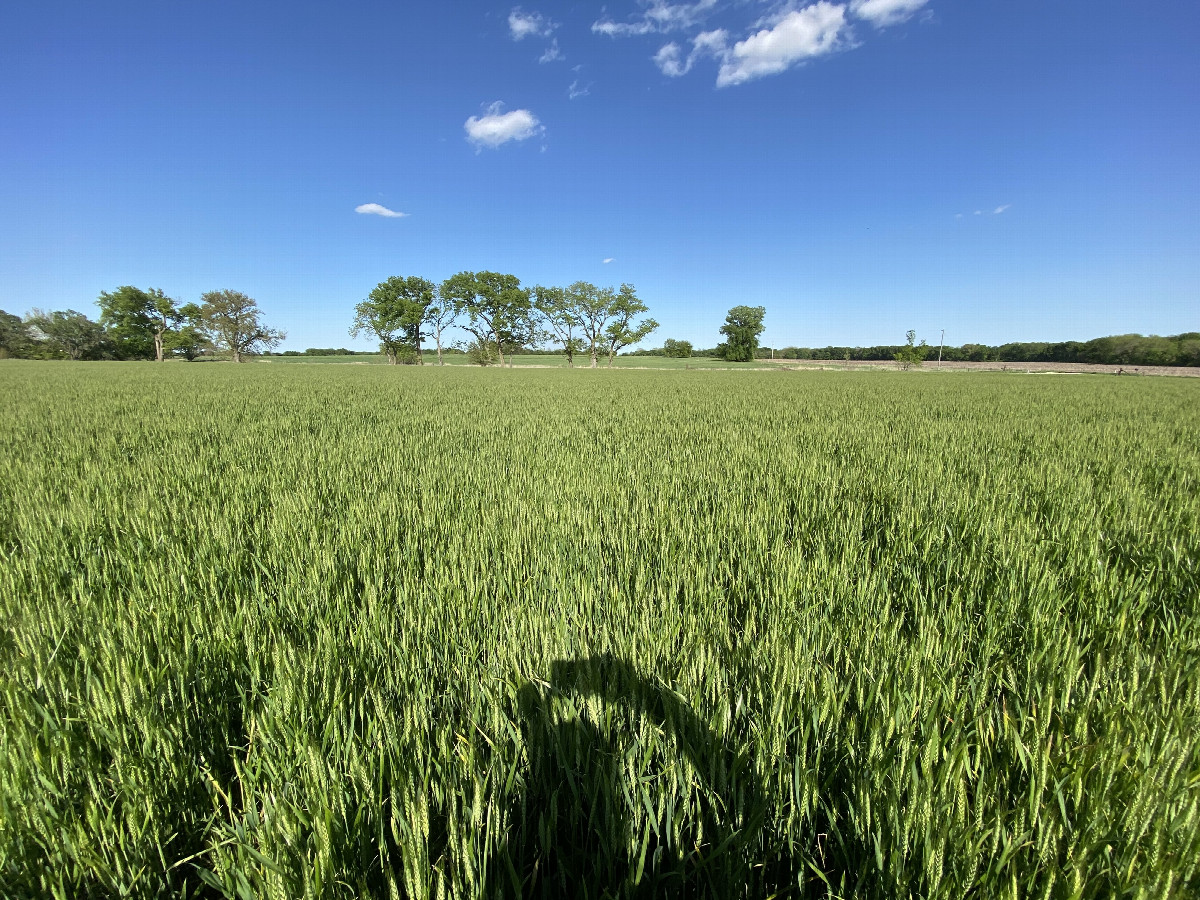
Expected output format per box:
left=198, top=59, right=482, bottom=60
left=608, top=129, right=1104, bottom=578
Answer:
left=717, top=3, right=848, bottom=87
left=509, top=7, right=556, bottom=40
left=568, top=79, right=592, bottom=99
left=355, top=203, right=407, bottom=218
left=539, top=39, right=564, bottom=63
left=849, top=0, right=928, bottom=28
left=602, top=0, right=931, bottom=86
left=993, top=204, right=1011, bottom=215
left=655, top=29, right=727, bottom=77
left=464, top=102, right=544, bottom=149
left=603, top=257, right=615, bottom=264
left=594, top=0, right=720, bottom=37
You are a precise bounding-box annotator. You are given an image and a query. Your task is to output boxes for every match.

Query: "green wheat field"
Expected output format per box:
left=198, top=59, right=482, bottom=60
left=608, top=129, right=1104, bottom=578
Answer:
left=1, top=361, right=1197, bottom=899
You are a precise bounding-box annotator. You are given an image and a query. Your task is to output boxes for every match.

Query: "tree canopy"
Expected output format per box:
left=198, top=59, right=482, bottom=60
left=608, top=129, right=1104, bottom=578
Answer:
left=25, top=309, right=108, bottom=360
left=602, top=285, right=658, bottom=367
left=717, top=306, right=766, bottom=362
left=440, top=271, right=532, bottom=368
left=97, top=286, right=183, bottom=361
left=198, top=290, right=284, bottom=362
left=350, top=276, right=436, bottom=365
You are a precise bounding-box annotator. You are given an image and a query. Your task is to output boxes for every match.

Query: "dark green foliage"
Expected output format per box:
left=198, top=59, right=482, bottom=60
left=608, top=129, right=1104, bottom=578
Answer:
left=441, top=271, right=532, bottom=367
left=350, top=276, right=437, bottom=365
left=777, top=331, right=1200, bottom=366
left=717, top=305, right=766, bottom=362
left=96, top=286, right=183, bottom=360
left=0, top=309, right=38, bottom=358
left=894, top=329, right=928, bottom=369
left=602, top=285, right=658, bottom=367
left=663, top=339, right=693, bottom=358
left=24, top=308, right=108, bottom=359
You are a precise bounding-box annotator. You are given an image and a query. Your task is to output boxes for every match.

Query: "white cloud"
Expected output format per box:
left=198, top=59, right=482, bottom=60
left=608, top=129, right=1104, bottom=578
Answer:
left=539, top=39, right=564, bottom=63
left=355, top=203, right=407, bottom=218
left=716, top=3, right=848, bottom=87
left=594, top=0, right=720, bottom=37
left=568, top=79, right=591, bottom=99
left=603, top=257, right=615, bottom=264
left=994, top=204, right=1011, bottom=215
left=655, top=29, right=728, bottom=77
left=849, top=0, right=928, bottom=28
left=464, top=102, right=543, bottom=149
left=509, top=8, right=556, bottom=40
left=654, top=42, right=686, bottom=75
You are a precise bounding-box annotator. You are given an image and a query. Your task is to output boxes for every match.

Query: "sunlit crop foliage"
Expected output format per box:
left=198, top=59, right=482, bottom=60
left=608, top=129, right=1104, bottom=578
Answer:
left=1, top=362, right=1197, bottom=898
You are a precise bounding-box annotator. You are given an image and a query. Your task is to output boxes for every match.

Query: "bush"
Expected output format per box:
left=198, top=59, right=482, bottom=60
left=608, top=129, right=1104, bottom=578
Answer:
left=663, top=339, right=693, bottom=358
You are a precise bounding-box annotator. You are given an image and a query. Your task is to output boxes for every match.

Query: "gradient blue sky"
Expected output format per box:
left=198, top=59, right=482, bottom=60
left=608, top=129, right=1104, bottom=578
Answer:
left=2, top=1, right=1196, bottom=351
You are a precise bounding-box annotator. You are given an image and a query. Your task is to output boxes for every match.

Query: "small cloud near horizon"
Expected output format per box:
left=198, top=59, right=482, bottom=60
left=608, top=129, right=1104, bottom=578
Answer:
left=603, top=257, right=615, bottom=264
left=994, top=204, right=1011, bottom=214
left=355, top=203, right=407, bottom=218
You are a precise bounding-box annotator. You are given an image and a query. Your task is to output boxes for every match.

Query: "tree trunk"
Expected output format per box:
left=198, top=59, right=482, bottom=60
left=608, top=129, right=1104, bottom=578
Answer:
left=232, top=348, right=242, bottom=363
left=435, top=329, right=444, bottom=365
left=590, top=345, right=598, bottom=368
left=494, top=333, right=505, bottom=367
left=387, top=349, right=397, bottom=365
left=154, top=330, right=164, bottom=362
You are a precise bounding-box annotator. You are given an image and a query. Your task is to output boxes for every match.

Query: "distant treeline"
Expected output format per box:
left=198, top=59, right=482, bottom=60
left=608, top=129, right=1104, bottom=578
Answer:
left=627, top=332, right=1200, bottom=367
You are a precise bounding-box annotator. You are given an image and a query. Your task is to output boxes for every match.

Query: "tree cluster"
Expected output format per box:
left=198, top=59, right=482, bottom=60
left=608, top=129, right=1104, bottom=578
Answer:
left=771, top=332, right=1200, bottom=367
left=351, top=273, right=659, bottom=367
left=0, top=288, right=285, bottom=362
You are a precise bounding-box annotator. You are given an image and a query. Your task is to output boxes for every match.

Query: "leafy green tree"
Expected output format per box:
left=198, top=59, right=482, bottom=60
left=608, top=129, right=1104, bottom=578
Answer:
left=350, top=276, right=436, bottom=365
left=894, top=330, right=928, bottom=370
left=602, top=285, right=658, bottom=366
left=663, top=339, right=693, bottom=358
left=463, top=338, right=496, bottom=366
left=163, top=303, right=210, bottom=360
left=25, top=309, right=108, bottom=360
left=423, top=295, right=457, bottom=366
left=533, top=285, right=583, bottom=367
left=440, top=271, right=531, bottom=368
left=0, top=309, right=38, bottom=358
left=567, top=282, right=619, bottom=368
left=716, top=306, right=766, bottom=362
left=97, top=286, right=182, bottom=361
left=197, top=290, right=285, bottom=363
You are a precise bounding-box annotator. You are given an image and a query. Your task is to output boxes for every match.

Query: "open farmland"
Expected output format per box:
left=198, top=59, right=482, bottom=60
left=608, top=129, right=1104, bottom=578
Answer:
left=1, top=362, right=1198, bottom=899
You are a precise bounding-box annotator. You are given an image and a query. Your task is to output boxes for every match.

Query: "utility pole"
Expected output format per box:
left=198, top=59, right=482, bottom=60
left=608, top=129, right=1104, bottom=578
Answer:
left=938, top=329, right=944, bottom=368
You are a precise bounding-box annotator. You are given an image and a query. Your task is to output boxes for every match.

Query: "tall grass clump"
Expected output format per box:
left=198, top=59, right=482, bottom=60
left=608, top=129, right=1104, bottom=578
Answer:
left=0, top=361, right=1197, bottom=898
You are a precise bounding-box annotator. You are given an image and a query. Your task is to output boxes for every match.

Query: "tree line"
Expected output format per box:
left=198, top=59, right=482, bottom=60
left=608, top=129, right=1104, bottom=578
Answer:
left=638, top=329, right=1200, bottom=368
left=766, top=332, right=1200, bottom=367
left=0, top=288, right=284, bottom=361
left=351, top=272, right=658, bottom=367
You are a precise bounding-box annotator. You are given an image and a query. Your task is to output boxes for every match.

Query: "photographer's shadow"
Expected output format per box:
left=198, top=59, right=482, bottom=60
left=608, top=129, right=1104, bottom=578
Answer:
left=488, top=654, right=767, bottom=899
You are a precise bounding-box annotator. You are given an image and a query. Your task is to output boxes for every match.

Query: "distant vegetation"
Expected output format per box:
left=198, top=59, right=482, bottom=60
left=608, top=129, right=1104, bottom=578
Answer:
left=3, top=285, right=1195, bottom=368
left=631, top=331, right=1200, bottom=367
left=0, top=287, right=283, bottom=361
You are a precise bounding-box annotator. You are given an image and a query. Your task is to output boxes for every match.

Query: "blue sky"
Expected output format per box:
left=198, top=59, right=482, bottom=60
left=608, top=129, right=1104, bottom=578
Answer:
left=1, top=1, right=1196, bottom=351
